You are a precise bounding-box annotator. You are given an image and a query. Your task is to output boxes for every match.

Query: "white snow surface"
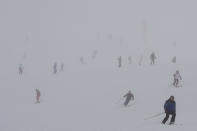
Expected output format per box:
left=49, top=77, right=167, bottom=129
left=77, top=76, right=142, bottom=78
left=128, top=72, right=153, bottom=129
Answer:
left=0, top=0, right=197, bottom=131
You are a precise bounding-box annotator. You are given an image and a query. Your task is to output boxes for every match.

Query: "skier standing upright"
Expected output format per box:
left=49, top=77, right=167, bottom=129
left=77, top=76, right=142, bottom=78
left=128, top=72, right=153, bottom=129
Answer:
left=150, top=52, right=156, bottom=65
left=35, top=89, right=41, bottom=103
left=172, top=56, right=176, bottom=63
left=60, top=63, right=64, bottom=72
left=173, top=70, right=182, bottom=87
left=118, top=56, right=122, bottom=68
left=162, top=96, right=176, bottom=125
left=123, top=90, right=134, bottom=106
left=139, top=55, right=143, bottom=66
left=53, top=62, right=58, bottom=74
left=128, top=56, right=132, bottom=64
left=80, top=57, right=85, bottom=64
left=18, top=64, right=24, bottom=75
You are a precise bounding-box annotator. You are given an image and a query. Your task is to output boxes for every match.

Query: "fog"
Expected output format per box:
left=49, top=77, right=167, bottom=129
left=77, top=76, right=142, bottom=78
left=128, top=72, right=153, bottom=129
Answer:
left=0, top=0, right=196, bottom=131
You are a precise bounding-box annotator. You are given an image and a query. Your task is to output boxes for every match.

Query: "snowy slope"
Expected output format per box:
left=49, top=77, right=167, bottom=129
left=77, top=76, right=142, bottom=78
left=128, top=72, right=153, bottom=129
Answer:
left=0, top=0, right=197, bottom=131
left=0, top=62, right=196, bottom=131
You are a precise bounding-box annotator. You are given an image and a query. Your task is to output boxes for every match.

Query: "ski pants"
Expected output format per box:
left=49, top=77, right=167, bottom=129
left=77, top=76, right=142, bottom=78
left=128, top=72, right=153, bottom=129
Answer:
left=36, top=95, right=40, bottom=103
left=162, top=112, right=176, bottom=124
left=173, top=79, right=179, bottom=87
left=124, top=98, right=131, bottom=106
left=150, top=59, right=155, bottom=65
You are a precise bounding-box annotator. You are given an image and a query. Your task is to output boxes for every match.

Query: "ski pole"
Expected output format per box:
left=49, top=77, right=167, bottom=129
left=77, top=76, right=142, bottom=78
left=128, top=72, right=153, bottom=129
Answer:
left=144, top=112, right=164, bottom=120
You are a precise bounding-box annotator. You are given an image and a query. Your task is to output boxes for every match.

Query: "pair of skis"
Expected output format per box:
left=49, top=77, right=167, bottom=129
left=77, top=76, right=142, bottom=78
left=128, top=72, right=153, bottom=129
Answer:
left=144, top=112, right=183, bottom=126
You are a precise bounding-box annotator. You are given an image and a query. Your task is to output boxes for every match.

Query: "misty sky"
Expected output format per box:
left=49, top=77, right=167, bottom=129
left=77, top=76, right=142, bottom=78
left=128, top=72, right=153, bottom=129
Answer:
left=0, top=0, right=196, bottom=73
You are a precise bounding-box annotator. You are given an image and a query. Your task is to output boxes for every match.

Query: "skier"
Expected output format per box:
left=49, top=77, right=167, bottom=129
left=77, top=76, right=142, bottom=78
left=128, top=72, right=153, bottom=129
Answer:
left=123, top=90, right=134, bottom=106
left=118, top=56, right=122, bottom=68
left=128, top=56, right=132, bottom=64
left=150, top=52, right=156, bottom=65
left=172, top=56, right=176, bottom=63
left=53, top=62, right=58, bottom=74
left=35, top=89, right=41, bottom=103
left=173, top=70, right=182, bottom=87
left=162, top=96, right=176, bottom=125
left=60, top=63, right=64, bottom=72
left=18, top=64, right=24, bottom=75
left=80, top=57, right=85, bottom=64
left=92, top=50, right=98, bottom=59
left=139, top=55, right=143, bottom=66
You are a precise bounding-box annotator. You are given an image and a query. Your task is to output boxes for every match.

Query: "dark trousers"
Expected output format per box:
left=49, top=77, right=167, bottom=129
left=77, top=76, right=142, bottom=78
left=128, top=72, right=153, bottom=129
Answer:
left=124, top=98, right=131, bottom=106
left=162, top=112, right=176, bottom=124
left=150, top=60, right=155, bottom=65
left=173, top=79, right=179, bottom=87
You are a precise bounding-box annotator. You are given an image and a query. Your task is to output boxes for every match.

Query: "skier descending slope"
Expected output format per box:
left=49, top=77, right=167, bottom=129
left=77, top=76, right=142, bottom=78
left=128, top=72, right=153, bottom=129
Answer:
left=35, top=89, right=41, bottom=103
left=150, top=52, right=156, bottom=65
left=60, top=63, right=64, bottom=72
left=128, top=56, right=132, bottom=64
left=123, top=90, right=134, bottom=106
left=18, top=64, right=24, bottom=75
left=173, top=70, right=182, bottom=87
left=53, top=62, right=58, bottom=74
left=118, top=56, right=122, bottom=68
left=162, top=96, right=176, bottom=125
left=172, top=56, right=176, bottom=63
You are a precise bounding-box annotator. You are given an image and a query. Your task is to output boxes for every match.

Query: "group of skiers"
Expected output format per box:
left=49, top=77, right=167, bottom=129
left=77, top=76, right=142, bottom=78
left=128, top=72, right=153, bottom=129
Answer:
left=117, top=52, right=178, bottom=68
left=161, top=70, right=181, bottom=125
left=18, top=52, right=182, bottom=124
left=18, top=62, right=65, bottom=75
left=123, top=70, right=182, bottom=125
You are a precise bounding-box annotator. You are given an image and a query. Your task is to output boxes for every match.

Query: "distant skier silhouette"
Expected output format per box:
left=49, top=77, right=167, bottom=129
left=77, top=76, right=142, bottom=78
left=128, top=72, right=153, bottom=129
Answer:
left=35, top=89, right=41, bottom=103
left=118, top=56, right=122, bottom=68
left=128, top=56, right=132, bottom=64
left=80, top=57, right=85, bottom=64
left=18, top=64, right=24, bottom=75
left=60, top=63, right=64, bottom=72
left=53, top=62, right=58, bottom=74
left=139, top=55, right=143, bottom=66
left=172, top=56, right=176, bottom=63
left=123, top=90, right=134, bottom=106
left=92, top=50, right=98, bottom=59
left=173, top=70, right=182, bottom=87
left=150, top=52, right=156, bottom=65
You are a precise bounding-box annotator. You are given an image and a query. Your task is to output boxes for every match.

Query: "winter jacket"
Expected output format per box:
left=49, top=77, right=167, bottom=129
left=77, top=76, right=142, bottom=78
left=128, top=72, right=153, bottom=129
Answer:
left=36, top=90, right=41, bottom=97
left=164, top=99, right=176, bottom=113
left=174, top=73, right=182, bottom=80
left=124, top=92, right=134, bottom=100
left=150, top=53, right=156, bottom=59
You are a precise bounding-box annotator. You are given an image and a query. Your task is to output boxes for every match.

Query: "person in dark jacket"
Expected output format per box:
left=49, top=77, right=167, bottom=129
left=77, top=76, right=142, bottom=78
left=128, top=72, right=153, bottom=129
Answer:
left=150, top=52, right=156, bottom=65
left=53, top=62, right=58, bottom=74
left=18, top=64, right=24, bottom=75
left=123, top=90, right=134, bottom=106
left=162, top=96, right=176, bottom=124
left=35, top=89, right=41, bottom=103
